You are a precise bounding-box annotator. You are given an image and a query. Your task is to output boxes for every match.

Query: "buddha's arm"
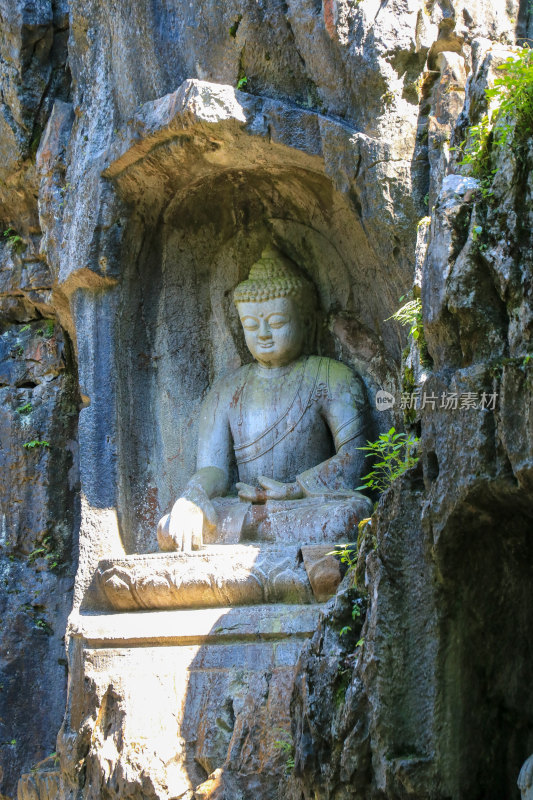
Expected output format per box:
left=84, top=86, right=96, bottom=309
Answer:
left=193, top=381, right=233, bottom=496
left=157, top=382, right=232, bottom=551
left=296, top=361, right=368, bottom=496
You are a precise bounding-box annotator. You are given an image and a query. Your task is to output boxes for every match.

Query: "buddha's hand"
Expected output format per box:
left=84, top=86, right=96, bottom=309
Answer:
left=236, top=476, right=304, bottom=503
left=157, top=486, right=217, bottom=552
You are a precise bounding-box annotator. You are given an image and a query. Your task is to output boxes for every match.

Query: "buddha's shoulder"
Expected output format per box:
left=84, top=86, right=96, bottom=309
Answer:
left=306, top=356, right=365, bottom=404
left=308, top=355, right=361, bottom=384
left=203, top=364, right=251, bottom=398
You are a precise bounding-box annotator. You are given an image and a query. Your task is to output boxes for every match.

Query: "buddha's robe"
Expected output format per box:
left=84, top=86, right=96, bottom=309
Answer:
left=197, top=356, right=373, bottom=544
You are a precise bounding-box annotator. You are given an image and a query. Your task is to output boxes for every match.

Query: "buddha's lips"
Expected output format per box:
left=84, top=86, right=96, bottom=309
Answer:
left=259, top=342, right=274, bottom=348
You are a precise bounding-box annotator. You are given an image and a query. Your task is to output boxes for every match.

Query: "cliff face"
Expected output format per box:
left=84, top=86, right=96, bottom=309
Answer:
left=0, top=1, right=531, bottom=799
left=287, top=41, right=533, bottom=800
left=0, top=3, right=76, bottom=794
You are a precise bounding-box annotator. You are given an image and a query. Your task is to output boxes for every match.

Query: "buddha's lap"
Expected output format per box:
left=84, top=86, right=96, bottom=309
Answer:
left=209, top=494, right=372, bottom=545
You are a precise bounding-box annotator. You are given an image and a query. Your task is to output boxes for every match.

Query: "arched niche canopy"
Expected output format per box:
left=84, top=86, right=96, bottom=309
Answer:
left=103, top=79, right=415, bottom=553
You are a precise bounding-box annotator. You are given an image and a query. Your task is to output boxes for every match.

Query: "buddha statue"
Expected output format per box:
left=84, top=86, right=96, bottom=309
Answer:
left=157, top=246, right=372, bottom=552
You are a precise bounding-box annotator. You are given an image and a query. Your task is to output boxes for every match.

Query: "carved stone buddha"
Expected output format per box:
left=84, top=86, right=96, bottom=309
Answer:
left=83, top=246, right=375, bottom=800
left=157, top=246, right=372, bottom=552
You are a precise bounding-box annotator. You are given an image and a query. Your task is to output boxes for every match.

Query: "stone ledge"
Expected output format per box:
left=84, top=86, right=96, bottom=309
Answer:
left=72, top=603, right=324, bottom=648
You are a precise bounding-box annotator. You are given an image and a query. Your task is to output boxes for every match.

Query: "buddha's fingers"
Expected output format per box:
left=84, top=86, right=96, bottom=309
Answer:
left=258, top=476, right=284, bottom=490
left=258, top=476, right=303, bottom=500
left=236, top=482, right=263, bottom=502
left=258, top=476, right=287, bottom=499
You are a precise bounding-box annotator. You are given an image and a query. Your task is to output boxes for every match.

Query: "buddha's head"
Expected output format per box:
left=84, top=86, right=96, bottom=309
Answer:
left=234, top=246, right=316, bottom=368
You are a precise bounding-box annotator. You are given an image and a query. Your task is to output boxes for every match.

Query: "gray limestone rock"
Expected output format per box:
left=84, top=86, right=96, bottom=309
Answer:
left=0, top=1, right=532, bottom=799
left=0, top=321, right=78, bottom=797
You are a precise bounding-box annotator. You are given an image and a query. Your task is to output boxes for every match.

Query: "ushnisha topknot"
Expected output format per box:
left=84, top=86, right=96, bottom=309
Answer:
left=234, top=246, right=316, bottom=307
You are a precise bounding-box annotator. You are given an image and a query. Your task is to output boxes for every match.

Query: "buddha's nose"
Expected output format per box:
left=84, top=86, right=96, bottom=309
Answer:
left=258, top=320, right=271, bottom=339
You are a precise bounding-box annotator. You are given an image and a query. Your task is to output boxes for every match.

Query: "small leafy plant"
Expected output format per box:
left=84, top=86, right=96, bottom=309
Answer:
left=35, top=617, right=53, bottom=634
left=273, top=731, right=295, bottom=776
left=456, top=114, right=493, bottom=189
left=27, top=535, right=59, bottom=570
left=387, top=294, right=432, bottom=366
left=333, top=542, right=359, bottom=577
left=19, top=601, right=54, bottom=633
left=485, top=46, right=533, bottom=150
left=330, top=517, right=371, bottom=587
left=386, top=296, right=423, bottom=341
left=23, top=439, right=50, bottom=449
left=3, top=228, right=24, bottom=252
left=357, top=427, right=419, bottom=494
left=457, top=46, right=533, bottom=188
left=27, top=544, right=47, bottom=563
left=43, top=320, right=55, bottom=338
left=339, top=601, right=364, bottom=637
left=16, top=402, right=32, bottom=415
left=331, top=516, right=371, bottom=633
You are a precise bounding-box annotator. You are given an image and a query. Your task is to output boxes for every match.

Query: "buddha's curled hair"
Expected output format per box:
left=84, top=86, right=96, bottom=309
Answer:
left=234, top=246, right=317, bottom=310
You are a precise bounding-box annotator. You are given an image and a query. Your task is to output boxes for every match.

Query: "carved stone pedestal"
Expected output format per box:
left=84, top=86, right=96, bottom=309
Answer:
left=57, top=545, right=343, bottom=799
left=89, top=544, right=343, bottom=610
left=59, top=604, right=323, bottom=800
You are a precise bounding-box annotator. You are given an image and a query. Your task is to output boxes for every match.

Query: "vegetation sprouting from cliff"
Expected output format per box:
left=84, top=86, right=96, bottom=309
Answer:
left=458, top=45, right=533, bottom=191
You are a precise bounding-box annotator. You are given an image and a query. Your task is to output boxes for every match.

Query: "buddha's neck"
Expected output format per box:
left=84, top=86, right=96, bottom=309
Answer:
left=252, top=355, right=306, bottom=378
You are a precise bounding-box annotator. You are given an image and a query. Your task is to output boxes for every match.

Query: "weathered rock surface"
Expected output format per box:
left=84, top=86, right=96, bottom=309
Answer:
left=287, top=39, right=533, bottom=800
left=57, top=605, right=322, bottom=800
left=0, top=321, right=78, bottom=797
left=0, top=0, right=531, bottom=799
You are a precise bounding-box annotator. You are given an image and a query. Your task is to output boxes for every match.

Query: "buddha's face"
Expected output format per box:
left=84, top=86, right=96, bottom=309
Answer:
left=236, top=296, right=305, bottom=368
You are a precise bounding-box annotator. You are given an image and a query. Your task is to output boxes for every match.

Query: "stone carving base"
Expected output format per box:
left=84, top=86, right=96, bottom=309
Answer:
left=90, top=544, right=342, bottom=611
left=57, top=604, right=323, bottom=800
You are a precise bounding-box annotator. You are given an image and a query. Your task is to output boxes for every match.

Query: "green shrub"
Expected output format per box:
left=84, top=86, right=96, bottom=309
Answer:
left=387, top=297, right=423, bottom=340
left=3, top=228, right=24, bottom=252
left=357, top=427, right=419, bottom=494
left=458, top=46, right=533, bottom=187
left=486, top=47, right=533, bottom=149
left=273, top=731, right=295, bottom=775
left=387, top=294, right=432, bottom=367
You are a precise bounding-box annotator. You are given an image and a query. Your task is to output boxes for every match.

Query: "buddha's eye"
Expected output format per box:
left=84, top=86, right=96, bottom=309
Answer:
left=267, top=314, right=288, bottom=329
left=241, top=317, right=259, bottom=331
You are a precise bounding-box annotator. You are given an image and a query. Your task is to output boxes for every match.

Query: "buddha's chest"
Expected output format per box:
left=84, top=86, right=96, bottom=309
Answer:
left=227, top=361, right=333, bottom=482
